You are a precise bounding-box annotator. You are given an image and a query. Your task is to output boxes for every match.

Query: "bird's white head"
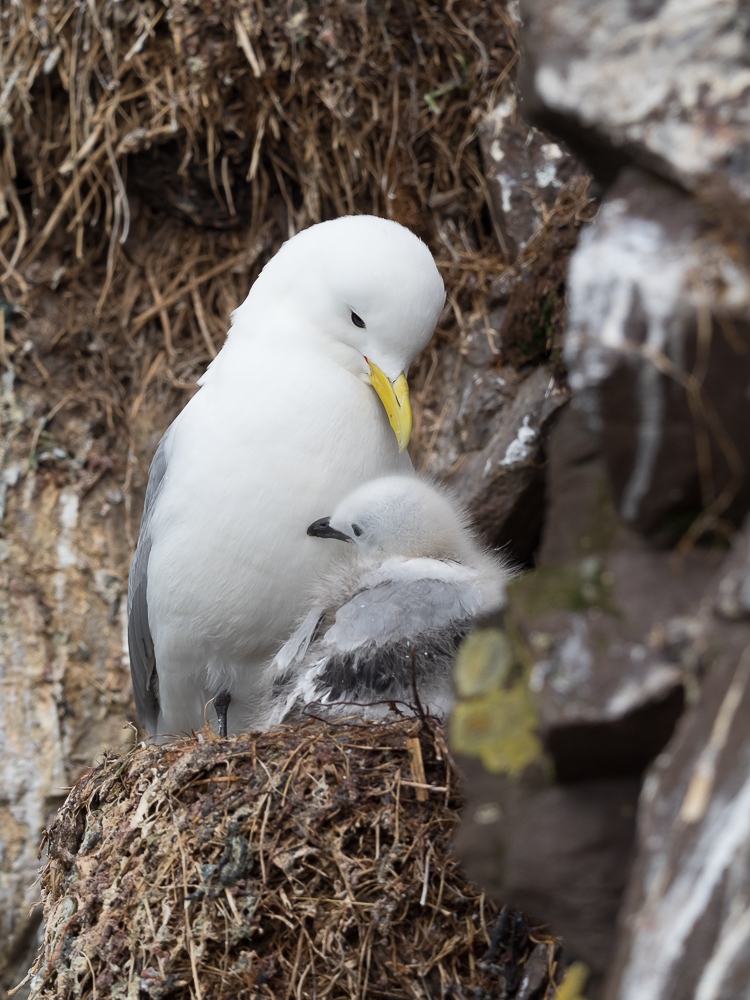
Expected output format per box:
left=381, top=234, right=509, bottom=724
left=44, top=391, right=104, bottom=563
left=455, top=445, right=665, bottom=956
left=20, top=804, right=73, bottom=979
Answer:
left=307, top=475, right=476, bottom=563
left=231, top=216, right=445, bottom=452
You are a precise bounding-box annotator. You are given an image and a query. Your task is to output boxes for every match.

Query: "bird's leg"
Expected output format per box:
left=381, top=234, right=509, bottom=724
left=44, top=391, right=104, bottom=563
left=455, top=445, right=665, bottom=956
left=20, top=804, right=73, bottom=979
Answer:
left=215, top=690, right=231, bottom=738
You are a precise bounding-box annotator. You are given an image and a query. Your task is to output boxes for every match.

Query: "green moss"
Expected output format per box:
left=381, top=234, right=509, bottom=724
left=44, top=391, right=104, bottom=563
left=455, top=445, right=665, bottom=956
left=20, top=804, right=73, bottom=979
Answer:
left=507, top=561, right=619, bottom=618
left=454, top=629, right=514, bottom=698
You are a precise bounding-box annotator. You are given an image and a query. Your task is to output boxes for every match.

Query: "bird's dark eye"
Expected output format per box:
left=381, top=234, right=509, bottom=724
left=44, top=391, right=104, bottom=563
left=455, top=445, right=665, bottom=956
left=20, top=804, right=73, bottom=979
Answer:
left=350, top=311, right=366, bottom=329
left=352, top=523, right=363, bottom=537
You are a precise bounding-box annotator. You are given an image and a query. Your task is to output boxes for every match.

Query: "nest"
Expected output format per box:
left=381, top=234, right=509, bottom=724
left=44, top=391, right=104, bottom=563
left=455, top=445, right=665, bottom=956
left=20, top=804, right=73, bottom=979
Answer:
left=24, top=719, right=560, bottom=999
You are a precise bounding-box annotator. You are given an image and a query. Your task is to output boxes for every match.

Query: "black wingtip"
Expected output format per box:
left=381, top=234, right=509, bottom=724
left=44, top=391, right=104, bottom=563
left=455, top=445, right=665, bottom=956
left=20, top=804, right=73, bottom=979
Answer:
left=307, top=517, right=352, bottom=542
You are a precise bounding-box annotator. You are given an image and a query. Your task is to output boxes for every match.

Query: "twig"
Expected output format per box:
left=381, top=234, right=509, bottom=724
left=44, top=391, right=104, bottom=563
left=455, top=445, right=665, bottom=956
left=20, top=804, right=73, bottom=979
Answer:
left=406, top=735, right=428, bottom=803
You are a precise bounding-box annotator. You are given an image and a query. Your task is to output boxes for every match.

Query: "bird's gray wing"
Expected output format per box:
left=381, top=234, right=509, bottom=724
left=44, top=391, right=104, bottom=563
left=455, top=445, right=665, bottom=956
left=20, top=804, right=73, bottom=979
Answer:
left=324, top=577, right=479, bottom=653
left=127, top=426, right=173, bottom=733
left=273, top=605, right=326, bottom=673
left=269, top=577, right=479, bottom=719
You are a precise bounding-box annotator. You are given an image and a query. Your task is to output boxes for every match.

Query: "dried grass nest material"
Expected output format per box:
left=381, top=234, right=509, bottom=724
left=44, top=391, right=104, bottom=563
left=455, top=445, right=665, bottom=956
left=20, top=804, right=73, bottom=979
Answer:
left=26, top=718, right=559, bottom=999
left=1, top=0, right=516, bottom=397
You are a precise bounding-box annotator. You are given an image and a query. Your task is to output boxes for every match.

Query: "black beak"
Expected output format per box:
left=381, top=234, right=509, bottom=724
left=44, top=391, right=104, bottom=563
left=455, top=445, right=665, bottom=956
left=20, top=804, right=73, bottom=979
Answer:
left=307, top=516, right=352, bottom=542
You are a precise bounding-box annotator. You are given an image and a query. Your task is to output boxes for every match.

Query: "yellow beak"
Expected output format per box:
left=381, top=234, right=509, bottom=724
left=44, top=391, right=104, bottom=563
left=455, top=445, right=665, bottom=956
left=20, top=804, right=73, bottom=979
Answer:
left=367, top=360, right=412, bottom=453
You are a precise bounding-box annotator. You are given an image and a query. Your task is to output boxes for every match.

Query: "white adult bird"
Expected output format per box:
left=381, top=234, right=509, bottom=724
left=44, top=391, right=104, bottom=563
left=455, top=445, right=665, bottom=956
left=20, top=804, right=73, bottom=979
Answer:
left=265, top=475, right=507, bottom=727
left=127, top=216, right=445, bottom=738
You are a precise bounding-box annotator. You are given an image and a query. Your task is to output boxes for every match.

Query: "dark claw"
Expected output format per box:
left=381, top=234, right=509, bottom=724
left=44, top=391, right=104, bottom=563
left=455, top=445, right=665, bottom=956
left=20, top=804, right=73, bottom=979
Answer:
left=215, top=690, right=231, bottom=738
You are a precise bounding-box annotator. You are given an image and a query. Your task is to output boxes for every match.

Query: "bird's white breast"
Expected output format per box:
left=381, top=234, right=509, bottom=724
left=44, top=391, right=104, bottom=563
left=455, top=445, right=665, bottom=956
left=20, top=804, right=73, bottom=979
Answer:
left=145, top=339, right=412, bottom=724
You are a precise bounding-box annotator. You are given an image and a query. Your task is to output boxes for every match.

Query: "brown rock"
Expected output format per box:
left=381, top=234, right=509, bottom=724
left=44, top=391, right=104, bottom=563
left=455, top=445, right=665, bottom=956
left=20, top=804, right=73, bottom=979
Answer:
left=563, top=170, right=750, bottom=538
left=505, top=779, right=640, bottom=978
left=714, top=517, right=750, bottom=621
left=453, top=406, right=722, bottom=990
left=453, top=753, right=639, bottom=993
left=479, top=86, right=580, bottom=262
left=605, top=590, right=750, bottom=1000
left=520, top=409, right=718, bottom=782
left=0, top=370, right=148, bottom=995
left=519, top=0, right=750, bottom=225
left=449, top=364, right=569, bottom=562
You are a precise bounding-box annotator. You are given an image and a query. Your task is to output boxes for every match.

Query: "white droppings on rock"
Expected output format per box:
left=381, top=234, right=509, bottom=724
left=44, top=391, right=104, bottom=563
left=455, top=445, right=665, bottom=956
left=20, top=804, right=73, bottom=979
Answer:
left=535, top=161, right=559, bottom=189
left=487, top=96, right=515, bottom=126
left=2, top=367, right=17, bottom=398
left=565, top=201, right=694, bottom=520
left=121, top=598, right=131, bottom=665
left=695, top=903, right=750, bottom=1000
left=0, top=462, right=22, bottom=524
left=531, top=0, right=750, bottom=200
left=56, top=489, right=79, bottom=570
left=541, top=142, right=563, bottom=160
left=490, top=174, right=515, bottom=215
left=679, top=650, right=750, bottom=824
left=619, top=772, right=750, bottom=1000
left=567, top=205, right=688, bottom=366
left=489, top=139, right=505, bottom=163
left=605, top=664, right=684, bottom=719
left=641, top=773, right=660, bottom=806
left=535, top=144, right=565, bottom=188
left=549, top=617, right=593, bottom=696
left=529, top=659, right=551, bottom=693
left=2, top=464, right=21, bottom=489
left=507, top=0, right=522, bottom=26
left=500, top=415, right=537, bottom=466
left=55, top=488, right=80, bottom=608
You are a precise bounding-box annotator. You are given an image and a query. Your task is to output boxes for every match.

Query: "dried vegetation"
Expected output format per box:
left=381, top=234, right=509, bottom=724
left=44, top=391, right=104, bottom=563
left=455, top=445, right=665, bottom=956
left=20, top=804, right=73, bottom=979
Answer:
left=0, top=0, right=518, bottom=480
left=24, top=719, right=560, bottom=999
left=0, top=0, right=593, bottom=492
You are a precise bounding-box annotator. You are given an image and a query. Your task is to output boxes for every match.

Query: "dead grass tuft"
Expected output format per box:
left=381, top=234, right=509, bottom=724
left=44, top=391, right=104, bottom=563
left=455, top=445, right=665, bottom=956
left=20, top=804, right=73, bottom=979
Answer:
left=0, top=1, right=513, bottom=439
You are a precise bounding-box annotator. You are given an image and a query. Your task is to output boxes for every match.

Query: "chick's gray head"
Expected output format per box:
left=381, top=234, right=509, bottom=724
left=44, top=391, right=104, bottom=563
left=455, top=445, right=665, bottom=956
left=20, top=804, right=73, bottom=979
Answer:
left=308, top=475, right=474, bottom=563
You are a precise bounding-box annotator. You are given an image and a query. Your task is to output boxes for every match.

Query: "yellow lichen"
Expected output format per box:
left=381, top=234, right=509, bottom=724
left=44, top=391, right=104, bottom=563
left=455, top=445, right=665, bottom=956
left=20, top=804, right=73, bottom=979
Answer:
left=554, top=961, right=589, bottom=1000
left=450, top=629, right=545, bottom=777
left=454, top=628, right=514, bottom=698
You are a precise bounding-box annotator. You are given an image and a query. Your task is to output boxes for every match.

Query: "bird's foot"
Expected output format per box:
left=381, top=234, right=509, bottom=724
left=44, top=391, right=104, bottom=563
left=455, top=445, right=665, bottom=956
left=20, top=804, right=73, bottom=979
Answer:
left=215, top=690, right=231, bottom=738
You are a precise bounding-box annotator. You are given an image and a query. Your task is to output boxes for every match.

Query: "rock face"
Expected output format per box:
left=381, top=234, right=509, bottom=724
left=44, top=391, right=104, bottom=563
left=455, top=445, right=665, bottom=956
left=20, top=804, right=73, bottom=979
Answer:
left=520, top=0, right=750, bottom=222
left=0, top=377, right=137, bottom=994
left=606, top=570, right=750, bottom=1000
left=451, top=406, right=724, bottom=989
left=479, top=85, right=580, bottom=260
left=452, top=2, right=750, bottom=995
left=450, top=364, right=569, bottom=564
left=516, top=409, right=711, bottom=784
left=421, top=89, right=590, bottom=566
left=564, top=169, right=750, bottom=538
left=420, top=85, right=590, bottom=565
